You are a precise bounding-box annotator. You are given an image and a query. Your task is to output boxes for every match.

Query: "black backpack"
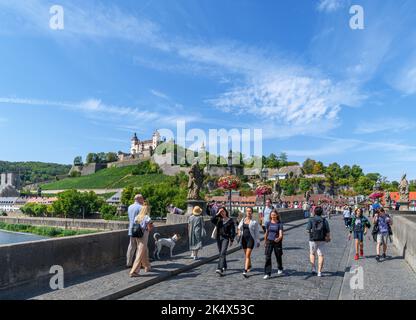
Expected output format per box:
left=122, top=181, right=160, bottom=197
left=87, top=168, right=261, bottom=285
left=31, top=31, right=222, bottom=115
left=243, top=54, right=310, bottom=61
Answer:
left=131, top=222, right=144, bottom=238
left=311, top=218, right=326, bottom=241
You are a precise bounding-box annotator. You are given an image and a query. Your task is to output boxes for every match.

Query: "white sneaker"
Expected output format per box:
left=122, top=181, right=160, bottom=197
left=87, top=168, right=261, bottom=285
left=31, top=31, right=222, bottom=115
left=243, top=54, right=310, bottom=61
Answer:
left=216, top=269, right=223, bottom=276
left=317, top=272, right=322, bottom=277
left=277, top=270, right=283, bottom=275
left=263, top=275, right=270, bottom=280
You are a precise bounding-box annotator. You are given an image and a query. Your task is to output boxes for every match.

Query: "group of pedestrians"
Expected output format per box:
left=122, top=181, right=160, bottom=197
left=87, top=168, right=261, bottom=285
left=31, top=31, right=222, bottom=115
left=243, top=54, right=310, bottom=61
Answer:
left=125, top=194, right=394, bottom=280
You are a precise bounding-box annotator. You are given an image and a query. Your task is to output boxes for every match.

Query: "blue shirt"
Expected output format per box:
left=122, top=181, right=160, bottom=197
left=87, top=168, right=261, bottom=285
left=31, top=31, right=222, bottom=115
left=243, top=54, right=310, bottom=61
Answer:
left=128, top=202, right=142, bottom=236
left=377, top=215, right=391, bottom=234
left=265, top=221, right=283, bottom=241
left=262, top=206, right=273, bottom=226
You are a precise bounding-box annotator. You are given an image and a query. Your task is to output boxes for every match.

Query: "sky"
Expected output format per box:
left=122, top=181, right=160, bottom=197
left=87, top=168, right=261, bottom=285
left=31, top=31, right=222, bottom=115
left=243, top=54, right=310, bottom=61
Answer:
left=0, top=0, right=416, bottom=181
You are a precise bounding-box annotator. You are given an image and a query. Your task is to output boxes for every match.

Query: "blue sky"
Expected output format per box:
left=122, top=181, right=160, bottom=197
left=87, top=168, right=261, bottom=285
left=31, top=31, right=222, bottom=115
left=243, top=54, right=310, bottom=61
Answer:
left=0, top=0, right=416, bottom=181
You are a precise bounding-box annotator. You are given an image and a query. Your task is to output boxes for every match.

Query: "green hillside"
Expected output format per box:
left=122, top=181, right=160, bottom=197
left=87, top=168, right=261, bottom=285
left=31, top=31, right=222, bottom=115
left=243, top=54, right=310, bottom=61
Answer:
left=41, top=165, right=170, bottom=190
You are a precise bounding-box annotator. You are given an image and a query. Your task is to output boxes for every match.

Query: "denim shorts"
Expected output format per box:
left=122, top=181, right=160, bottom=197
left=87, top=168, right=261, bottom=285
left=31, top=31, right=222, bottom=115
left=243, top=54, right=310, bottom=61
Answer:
left=353, top=231, right=364, bottom=241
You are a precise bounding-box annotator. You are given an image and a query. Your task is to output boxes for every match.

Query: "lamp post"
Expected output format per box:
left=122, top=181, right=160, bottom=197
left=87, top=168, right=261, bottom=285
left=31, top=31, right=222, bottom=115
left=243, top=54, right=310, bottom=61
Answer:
left=261, top=166, right=269, bottom=209
left=227, top=150, right=233, bottom=215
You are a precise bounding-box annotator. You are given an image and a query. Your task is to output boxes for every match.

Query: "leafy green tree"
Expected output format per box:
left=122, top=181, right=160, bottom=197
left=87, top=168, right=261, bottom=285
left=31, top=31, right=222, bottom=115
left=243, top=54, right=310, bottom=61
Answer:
left=86, top=153, right=98, bottom=164
left=354, top=176, right=373, bottom=195
left=278, top=152, right=288, bottom=166
left=302, top=159, right=316, bottom=174
left=299, top=178, right=312, bottom=193
left=106, top=152, right=118, bottom=163
left=73, top=156, right=83, bottom=166
left=52, top=190, right=103, bottom=218
left=312, top=161, right=325, bottom=174
left=351, top=165, right=364, bottom=179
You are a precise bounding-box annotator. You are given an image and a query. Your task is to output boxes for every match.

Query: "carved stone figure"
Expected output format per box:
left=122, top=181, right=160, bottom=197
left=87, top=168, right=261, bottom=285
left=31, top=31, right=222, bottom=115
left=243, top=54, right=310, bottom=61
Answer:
left=385, top=191, right=391, bottom=207
left=305, top=190, right=311, bottom=202
left=399, top=174, right=409, bottom=202
left=187, top=163, right=204, bottom=200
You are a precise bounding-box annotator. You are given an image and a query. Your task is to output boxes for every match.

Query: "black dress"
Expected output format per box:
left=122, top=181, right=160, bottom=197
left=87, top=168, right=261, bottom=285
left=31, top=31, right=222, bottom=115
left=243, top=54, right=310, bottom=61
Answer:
left=241, top=223, right=255, bottom=249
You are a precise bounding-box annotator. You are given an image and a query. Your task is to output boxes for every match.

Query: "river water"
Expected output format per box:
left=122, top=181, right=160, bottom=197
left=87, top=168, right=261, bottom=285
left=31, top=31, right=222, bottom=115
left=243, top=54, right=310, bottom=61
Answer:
left=0, top=230, right=47, bottom=245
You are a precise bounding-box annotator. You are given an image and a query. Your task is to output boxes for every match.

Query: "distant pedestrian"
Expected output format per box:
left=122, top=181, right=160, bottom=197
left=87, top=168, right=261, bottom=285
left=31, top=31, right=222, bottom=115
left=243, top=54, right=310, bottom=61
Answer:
left=373, top=208, right=393, bottom=262
left=303, top=202, right=310, bottom=219
left=260, top=198, right=274, bottom=233
left=212, top=207, right=236, bottom=276
left=263, top=209, right=284, bottom=279
left=306, top=206, right=331, bottom=277
left=126, top=194, right=144, bottom=268
left=188, top=206, right=206, bottom=260
left=237, top=207, right=260, bottom=278
left=168, top=204, right=184, bottom=215
left=349, top=208, right=371, bottom=260
left=129, top=204, right=153, bottom=277
left=343, top=206, right=352, bottom=229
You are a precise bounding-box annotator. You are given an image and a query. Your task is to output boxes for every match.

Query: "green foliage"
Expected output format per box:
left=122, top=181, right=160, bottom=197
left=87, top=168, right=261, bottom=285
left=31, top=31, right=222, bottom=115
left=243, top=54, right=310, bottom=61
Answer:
left=21, top=203, right=49, bottom=217
left=0, top=161, right=71, bottom=186
left=51, top=190, right=104, bottom=219
left=0, top=222, right=96, bottom=237
left=353, top=176, right=374, bottom=195
left=299, top=178, right=312, bottom=192
left=86, top=152, right=118, bottom=164
left=131, top=161, right=160, bottom=175
left=73, top=156, right=83, bottom=166
left=100, top=203, right=118, bottom=220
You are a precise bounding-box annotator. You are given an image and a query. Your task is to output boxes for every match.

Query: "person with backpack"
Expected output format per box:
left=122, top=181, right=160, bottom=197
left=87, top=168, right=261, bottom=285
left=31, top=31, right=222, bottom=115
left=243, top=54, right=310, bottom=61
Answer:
left=373, top=207, right=393, bottom=262
left=306, top=206, right=330, bottom=277
left=263, top=209, right=284, bottom=279
left=349, top=208, right=371, bottom=260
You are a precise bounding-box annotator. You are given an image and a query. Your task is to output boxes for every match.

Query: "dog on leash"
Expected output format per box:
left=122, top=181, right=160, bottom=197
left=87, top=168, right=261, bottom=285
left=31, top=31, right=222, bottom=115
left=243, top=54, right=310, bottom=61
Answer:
left=153, top=233, right=181, bottom=259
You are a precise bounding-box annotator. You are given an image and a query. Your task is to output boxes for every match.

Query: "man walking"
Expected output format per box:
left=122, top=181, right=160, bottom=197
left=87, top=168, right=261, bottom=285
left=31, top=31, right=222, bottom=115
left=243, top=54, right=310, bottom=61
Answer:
left=126, top=194, right=144, bottom=268
left=307, top=206, right=331, bottom=277
left=373, top=208, right=393, bottom=262
left=260, top=198, right=274, bottom=233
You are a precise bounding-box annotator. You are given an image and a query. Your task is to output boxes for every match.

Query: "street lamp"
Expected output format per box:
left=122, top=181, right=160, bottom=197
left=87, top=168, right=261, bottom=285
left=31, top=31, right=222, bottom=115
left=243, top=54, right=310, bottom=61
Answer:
left=227, top=150, right=233, bottom=216
left=261, top=166, right=269, bottom=210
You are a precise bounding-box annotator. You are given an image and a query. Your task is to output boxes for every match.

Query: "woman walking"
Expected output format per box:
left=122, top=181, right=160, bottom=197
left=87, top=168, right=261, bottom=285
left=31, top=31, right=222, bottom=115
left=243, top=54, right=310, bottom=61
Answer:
left=264, top=209, right=284, bottom=279
left=211, top=207, right=236, bottom=276
left=188, top=206, right=206, bottom=260
left=349, top=208, right=371, bottom=260
left=129, top=204, right=153, bottom=277
left=237, top=207, right=260, bottom=278
left=343, top=206, right=352, bottom=229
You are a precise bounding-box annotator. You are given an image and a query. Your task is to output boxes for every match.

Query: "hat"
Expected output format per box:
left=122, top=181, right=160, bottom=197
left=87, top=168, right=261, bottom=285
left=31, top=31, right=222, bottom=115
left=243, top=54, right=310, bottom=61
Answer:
left=192, top=206, right=202, bottom=215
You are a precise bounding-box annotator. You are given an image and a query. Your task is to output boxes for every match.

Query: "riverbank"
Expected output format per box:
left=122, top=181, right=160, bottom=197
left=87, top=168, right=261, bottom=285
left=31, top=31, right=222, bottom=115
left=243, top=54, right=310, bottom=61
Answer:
left=0, top=222, right=97, bottom=238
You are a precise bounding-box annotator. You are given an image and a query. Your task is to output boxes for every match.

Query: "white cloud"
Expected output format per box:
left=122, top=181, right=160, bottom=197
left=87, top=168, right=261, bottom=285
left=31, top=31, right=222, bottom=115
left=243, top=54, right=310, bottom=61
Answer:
left=0, top=96, right=197, bottom=126
left=354, top=118, right=415, bottom=134
left=316, top=0, right=345, bottom=13
left=150, top=89, right=169, bottom=100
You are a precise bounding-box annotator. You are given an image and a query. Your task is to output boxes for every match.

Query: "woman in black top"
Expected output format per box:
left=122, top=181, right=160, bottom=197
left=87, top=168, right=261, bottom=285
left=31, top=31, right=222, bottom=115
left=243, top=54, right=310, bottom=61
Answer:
left=211, top=207, right=236, bottom=276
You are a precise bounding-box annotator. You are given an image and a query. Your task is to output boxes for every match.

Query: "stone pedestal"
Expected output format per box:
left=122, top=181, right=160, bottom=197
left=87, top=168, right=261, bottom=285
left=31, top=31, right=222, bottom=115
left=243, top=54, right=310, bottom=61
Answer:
left=186, top=199, right=207, bottom=215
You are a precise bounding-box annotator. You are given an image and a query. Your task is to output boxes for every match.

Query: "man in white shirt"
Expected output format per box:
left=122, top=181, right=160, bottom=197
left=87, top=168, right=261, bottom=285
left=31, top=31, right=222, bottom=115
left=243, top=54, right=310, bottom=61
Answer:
left=126, top=194, right=144, bottom=268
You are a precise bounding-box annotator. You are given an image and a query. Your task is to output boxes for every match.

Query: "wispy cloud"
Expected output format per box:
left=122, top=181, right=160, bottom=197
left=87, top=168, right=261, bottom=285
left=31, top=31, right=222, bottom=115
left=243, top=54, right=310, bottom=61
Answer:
left=150, top=89, right=169, bottom=100
left=354, top=118, right=415, bottom=134
left=316, top=0, right=346, bottom=13
left=0, top=96, right=197, bottom=126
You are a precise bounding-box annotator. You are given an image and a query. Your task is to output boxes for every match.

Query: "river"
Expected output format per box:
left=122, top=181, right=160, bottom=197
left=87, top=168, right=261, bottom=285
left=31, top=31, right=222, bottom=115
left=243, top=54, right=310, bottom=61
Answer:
left=0, top=230, right=47, bottom=245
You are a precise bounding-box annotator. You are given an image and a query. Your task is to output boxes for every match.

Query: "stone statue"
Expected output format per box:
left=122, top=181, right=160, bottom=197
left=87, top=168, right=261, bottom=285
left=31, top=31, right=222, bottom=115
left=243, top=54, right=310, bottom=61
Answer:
left=271, top=180, right=282, bottom=203
left=385, top=191, right=391, bottom=207
left=399, top=174, right=409, bottom=202
left=305, top=190, right=311, bottom=202
left=187, top=163, right=204, bottom=200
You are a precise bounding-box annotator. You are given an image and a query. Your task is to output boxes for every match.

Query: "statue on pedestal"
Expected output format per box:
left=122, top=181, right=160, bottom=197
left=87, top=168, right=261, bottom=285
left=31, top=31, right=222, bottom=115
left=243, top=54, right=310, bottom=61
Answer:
left=398, top=173, right=410, bottom=211
left=188, top=163, right=204, bottom=200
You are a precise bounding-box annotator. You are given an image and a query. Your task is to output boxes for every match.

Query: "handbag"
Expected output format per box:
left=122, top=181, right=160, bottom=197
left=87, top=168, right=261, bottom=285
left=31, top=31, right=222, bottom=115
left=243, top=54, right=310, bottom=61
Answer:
left=131, top=221, right=144, bottom=238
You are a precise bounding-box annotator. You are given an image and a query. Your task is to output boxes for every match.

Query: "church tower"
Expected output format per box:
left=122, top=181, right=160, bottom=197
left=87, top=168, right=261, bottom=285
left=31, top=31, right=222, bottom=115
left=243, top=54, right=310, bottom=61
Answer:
left=152, top=130, right=161, bottom=149
left=131, top=133, right=139, bottom=154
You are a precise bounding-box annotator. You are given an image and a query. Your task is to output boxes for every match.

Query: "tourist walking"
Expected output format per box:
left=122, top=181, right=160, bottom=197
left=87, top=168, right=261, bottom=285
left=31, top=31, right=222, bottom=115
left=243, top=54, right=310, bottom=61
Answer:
left=303, top=201, right=310, bottom=219
left=129, top=204, right=154, bottom=277
left=211, top=207, right=236, bottom=276
left=260, top=198, right=274, bottom=232
left=237, top=207, right=260, bottom=278
left=349, top=208, right=371, bottom=260
left=343, top=205, right=352, bottom=228
left=306, top=206, right=331, bottom=277
left=126, top=194, right=144, bottom=268
left=373, top=208, right=393, bottom=262
left=188, top=206, right=206, bottom=260
left=263, top=209, right=284, bottom=279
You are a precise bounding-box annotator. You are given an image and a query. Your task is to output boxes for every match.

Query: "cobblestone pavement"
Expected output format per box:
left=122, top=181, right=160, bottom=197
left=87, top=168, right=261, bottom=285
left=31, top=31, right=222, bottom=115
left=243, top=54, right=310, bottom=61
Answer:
left=123, top=216, right=351, bottom=300
left=340, top=219, right=416, bottom=300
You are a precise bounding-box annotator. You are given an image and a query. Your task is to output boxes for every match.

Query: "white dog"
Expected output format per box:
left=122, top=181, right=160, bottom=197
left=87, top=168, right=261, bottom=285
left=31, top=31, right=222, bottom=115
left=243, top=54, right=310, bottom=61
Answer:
left=153, top=233, right=181, bottom=259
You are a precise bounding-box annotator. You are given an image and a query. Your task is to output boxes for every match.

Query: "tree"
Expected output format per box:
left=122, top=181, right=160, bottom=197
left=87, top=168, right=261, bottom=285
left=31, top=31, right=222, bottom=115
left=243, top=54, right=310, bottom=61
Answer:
left=299, top=178, right=312, bottom=193
left=351, top=165, right=364, bottom=179
left=341, top=165, right=351, bottom=179
left=278, top=152, right=288, bottom=166
left=354, top=176, right=373, bottom=195
left=265, top=153, right=280, bottom=168
left=86, top=153, right=98, bottom=164
left=73, top=156, right=83, bottom=166
left=52, top=190, right=103, bottom=219
left=302, top=159, right=316, bottom=174
left=106, top=152, right=118, bottom=163
left=312, top=161, right=325, bottom=174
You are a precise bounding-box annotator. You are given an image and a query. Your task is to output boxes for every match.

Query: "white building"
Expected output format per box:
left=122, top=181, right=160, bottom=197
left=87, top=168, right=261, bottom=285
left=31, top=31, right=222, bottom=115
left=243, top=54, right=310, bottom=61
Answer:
left=130, top=131, right=161, bottom=155
left=0, top=197, right=19, bottom=212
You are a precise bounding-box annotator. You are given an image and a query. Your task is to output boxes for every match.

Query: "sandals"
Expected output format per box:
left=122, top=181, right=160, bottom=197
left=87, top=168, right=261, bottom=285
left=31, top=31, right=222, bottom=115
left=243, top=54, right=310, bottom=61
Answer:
left=129, top=272, right=140, bottom=278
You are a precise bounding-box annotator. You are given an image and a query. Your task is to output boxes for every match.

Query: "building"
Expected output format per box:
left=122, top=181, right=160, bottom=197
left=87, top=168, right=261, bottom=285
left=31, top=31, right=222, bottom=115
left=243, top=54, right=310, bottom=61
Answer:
left=106, top=190, right=122, bottom=205
left=130, top=131, right=161, bottom=156
left=0, top=172, right=20, bottom=197
left=0, top=197, right=19, bottom=212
